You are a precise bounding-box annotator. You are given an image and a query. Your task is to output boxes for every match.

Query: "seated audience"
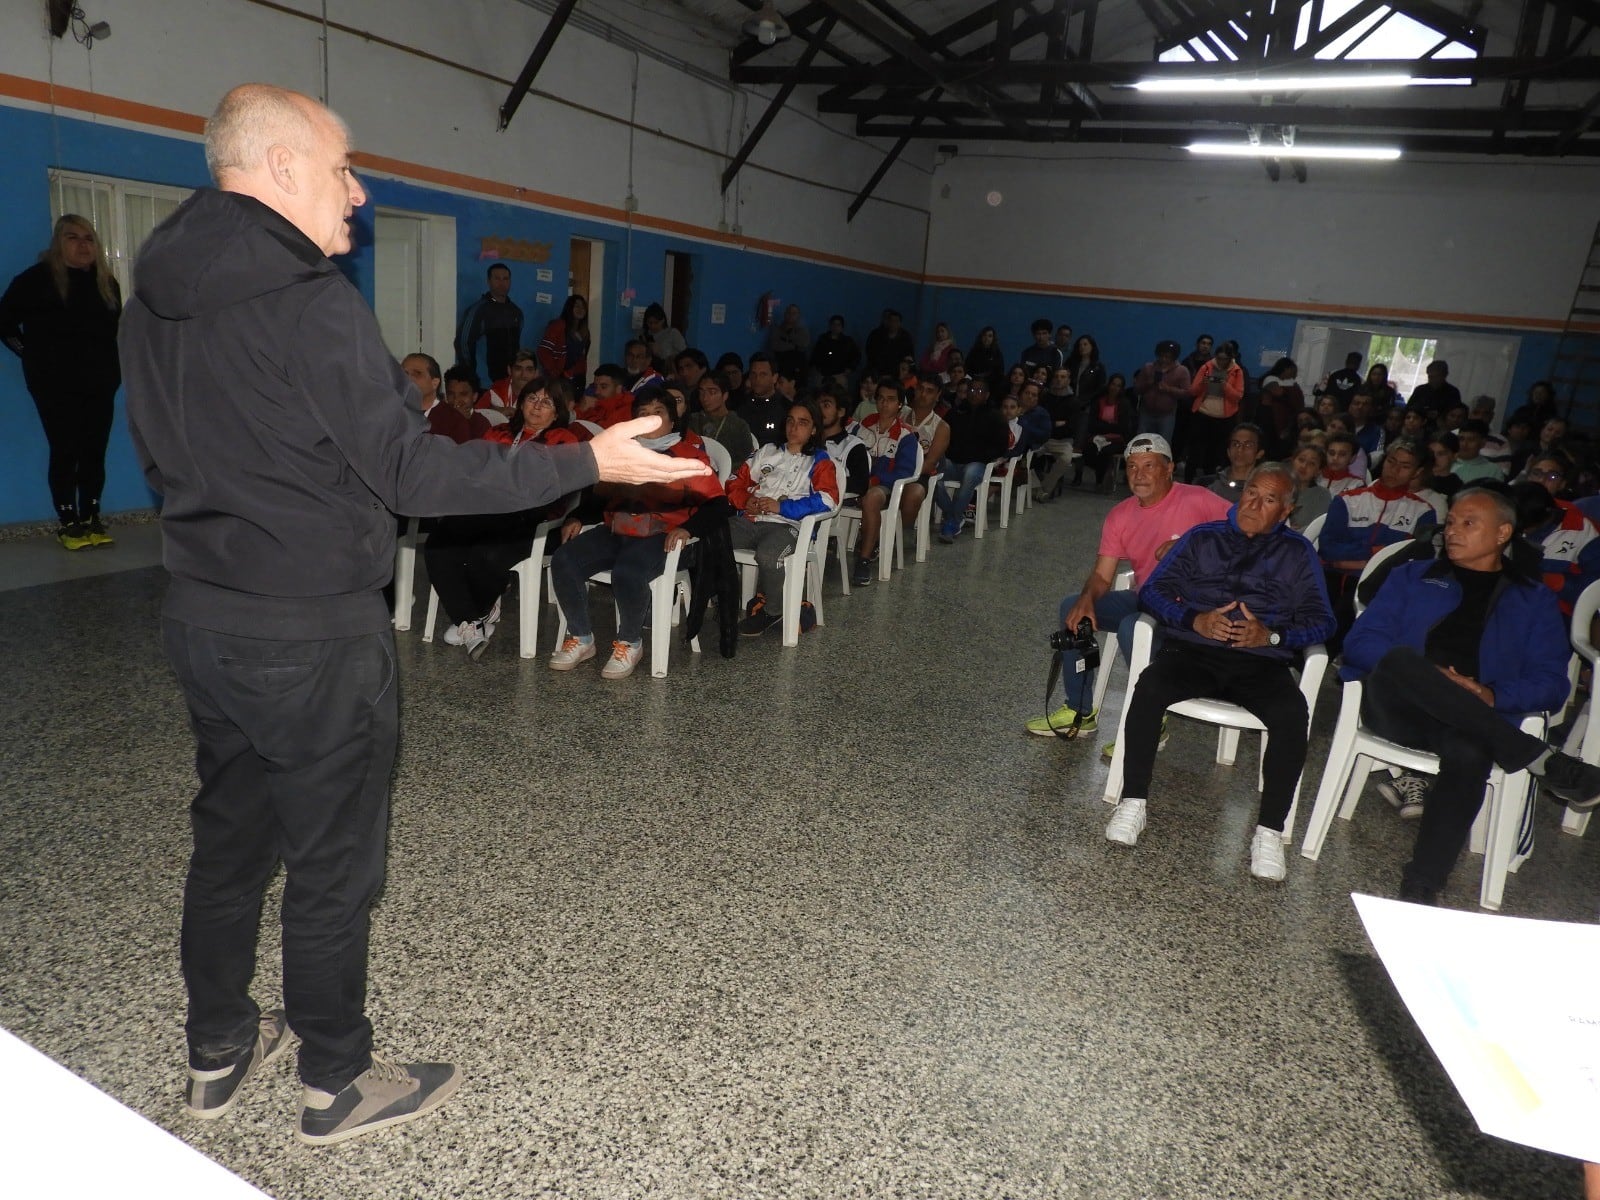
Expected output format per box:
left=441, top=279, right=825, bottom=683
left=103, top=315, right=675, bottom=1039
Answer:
left=1407, top=359, right=1461, bottom=417
left=1341, top=487, right=1600, bottom=905
left=1346, top=391, right=1385, bottom=461
left=479, top=348, right=537, bottom=414
left=430, top=367, right=492, bottom=443
left=739, top=352, right=788, bottom=450
left=851, top=371, right=879, bottom=421
left=902, top=375, right=951, bottom=529
left=642, top=303, right=686, bottom=370
left=1081, top=373, right=1135, bottom=490
left=575, top=364, right=634, bottom=429
left=848, top=376, right=921, bottom=587
left=425, top=376, right=579, bottom=657
left=1319, top=438, right=1433, bottom=648
left=725, top=396, right=840, bottom=636
left=818, top=386, right=869, bottom=499
left=717, top=353, right=748, bottom=407
left=1420, top=433, right=1463, bottom=514
left=919, top=321, right=958, bottom=379
left=621, top=339, right=663, bottom=392
left=1025, top=433, right=1231, bottom=737
left=548, top=387, right=723, bottom=679
left=1033, top=366, right=1081, bottom=501
left=1287, top=442, right=1331, bottom=530
left=1325, top=416, right=1369, bottom=479
left=1253, top=375, right=1298, bottom=460
left=1015, top=380, right=1053, bottom=457
left=687, top=374, right=754, bottom=465
left=1201, top=422, right=1265, bottom=503
left=1451, top=419, right=1501, bottom=483
left=1507, top=379, right=1559, bottom=435
left=1105, top=463, right=1334, bottom=880
left=1519, top=453, right=1600, bottom=615
left=673, top=348, right=710, bottom=395
left=1471, top=396, right=1512, bottom=473
left=401, top=352, right=444, bottom=414
left=933, top=373, right=1011, bottom=542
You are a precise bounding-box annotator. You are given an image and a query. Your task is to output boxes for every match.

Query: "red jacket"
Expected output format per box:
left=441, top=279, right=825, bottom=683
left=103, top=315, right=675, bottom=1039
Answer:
left=605, top=432, right=723, bottom=537
left=536, top=317, right=587, bottom=381
left=483, top=423, right=580, bottom=448
left=573, top=391, right=633, bottom=430
left=1190, top=360, right=1246, bottom=418
left=477, top=377, right=515, bottom=410
left=426, top=403, right=490, bottom=444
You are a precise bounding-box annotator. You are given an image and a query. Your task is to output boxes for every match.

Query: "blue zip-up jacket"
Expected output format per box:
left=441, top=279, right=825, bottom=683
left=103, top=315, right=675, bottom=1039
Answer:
left=1341, top=558, right=1571, bottom=717
left=1139, top=511, right=1336, bottom=662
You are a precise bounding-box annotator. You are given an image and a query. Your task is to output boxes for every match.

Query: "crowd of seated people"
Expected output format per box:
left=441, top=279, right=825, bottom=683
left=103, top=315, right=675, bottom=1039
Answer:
left=413, top=302, right=1600, bottom=907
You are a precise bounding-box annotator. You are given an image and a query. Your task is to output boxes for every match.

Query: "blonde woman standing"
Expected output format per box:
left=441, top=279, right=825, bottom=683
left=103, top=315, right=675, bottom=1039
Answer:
left=0, top=214, right=122, bottom=548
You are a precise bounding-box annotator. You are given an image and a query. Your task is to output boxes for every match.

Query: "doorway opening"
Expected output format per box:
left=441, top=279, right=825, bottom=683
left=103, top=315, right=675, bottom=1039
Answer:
left=569, top=237, right=606, bottom=363
left=373, top=208, right=456, bottom=362
left=663, top=251, right=693, bottom=337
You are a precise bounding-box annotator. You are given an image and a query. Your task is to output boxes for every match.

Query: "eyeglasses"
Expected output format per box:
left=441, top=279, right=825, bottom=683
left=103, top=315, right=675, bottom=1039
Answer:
left=1533, top=470, right=1565, bottom=482
left=524, top=394, right=555, bottom=409
left=1227, top=440, right=1258, bottom=449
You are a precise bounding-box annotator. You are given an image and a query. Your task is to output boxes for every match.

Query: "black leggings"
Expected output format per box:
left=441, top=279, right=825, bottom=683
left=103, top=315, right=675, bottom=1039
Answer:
left=31, top=386, right=115, bottom=519
left=1186, top=412, right=1236, bottom=481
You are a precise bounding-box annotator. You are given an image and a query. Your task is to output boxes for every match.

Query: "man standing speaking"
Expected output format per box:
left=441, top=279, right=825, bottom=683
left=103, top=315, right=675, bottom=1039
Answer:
left=121, top=85, right=709, bottom=1146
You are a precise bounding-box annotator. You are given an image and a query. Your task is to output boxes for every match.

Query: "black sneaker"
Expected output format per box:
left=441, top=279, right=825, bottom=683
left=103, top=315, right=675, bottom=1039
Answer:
left=298, top=1054, right=461, bottom=1145
left=1398, top=878, right=1439, bottom=906
left=1540, top=752, right=1600, bottom=811
left=739, top=609, right=780, bottom=638
left=185, top=1009, right=296, bottom=1120
left=851, top=558, right=873, bottom=588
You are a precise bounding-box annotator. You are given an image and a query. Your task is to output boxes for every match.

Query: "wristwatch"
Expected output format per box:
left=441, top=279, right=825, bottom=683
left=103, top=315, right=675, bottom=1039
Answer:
left=1268, top=631, right=1282, bottom=647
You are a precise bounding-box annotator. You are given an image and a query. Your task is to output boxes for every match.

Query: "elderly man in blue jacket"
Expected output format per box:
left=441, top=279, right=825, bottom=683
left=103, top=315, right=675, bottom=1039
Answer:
left=1341, top=486, right=1600, bottom=905
left=1107, top=462, right=1336, bottom=882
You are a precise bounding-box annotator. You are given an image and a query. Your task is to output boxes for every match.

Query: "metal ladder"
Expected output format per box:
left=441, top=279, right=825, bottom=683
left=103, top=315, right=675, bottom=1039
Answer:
left=1552, top=218, right=1600, bottom=431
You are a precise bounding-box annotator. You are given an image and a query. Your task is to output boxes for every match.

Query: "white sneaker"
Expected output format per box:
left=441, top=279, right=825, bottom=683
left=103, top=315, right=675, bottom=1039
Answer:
left=548, top=635, right=596, bottom=671
left=1249, top=825, right=1288, bottom=882
left=482, top=597, right=502, bottom=639
left=442, top=620, right=470, bottom=647
left=600, top=639, right=644, bottom=680
left=463, top=620, right=491, bottom=661
left=1105, top=798, right=1146, bottom=846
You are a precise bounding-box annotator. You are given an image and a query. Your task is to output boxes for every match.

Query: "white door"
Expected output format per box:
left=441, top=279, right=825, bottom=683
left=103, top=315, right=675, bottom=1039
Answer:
left=374, top=213, right=427, bottom=358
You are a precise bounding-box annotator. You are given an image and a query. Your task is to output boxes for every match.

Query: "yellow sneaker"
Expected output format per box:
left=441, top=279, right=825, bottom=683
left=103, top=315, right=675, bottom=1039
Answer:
left=1025, top=705, right=1097, bottom=738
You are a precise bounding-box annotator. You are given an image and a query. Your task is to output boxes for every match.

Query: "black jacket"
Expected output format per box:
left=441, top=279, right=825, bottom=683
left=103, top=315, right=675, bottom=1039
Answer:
left=121, top=188, right=597, bottom=639
left=944, top=402, right=1011, bottom=465
left=0, top=261, right=121, bottom=396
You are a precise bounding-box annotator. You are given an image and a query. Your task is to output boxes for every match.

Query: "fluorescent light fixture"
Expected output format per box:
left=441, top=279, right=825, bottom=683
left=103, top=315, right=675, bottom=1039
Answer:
left=1187, top=140, right=1402, bottom=161
left=1135, top=74, right=1414, bottom=93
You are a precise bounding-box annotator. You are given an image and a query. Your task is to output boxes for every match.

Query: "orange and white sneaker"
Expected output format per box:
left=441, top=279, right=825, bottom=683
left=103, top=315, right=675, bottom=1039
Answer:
left=600, top=639, right=644, bottom=680
left=548, top=635, right=596, bottom=671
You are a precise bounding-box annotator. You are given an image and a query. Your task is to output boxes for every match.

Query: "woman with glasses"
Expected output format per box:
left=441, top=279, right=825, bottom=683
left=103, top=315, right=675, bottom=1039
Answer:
left=423, top=375, right=580, bottom=658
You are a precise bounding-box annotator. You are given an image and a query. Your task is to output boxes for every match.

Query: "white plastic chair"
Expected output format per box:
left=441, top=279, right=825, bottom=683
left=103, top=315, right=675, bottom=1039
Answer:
left=1080, top=564, right=1138, bottom=721
left=391, top=517, right=424, bottom=632
left=1300, top=679, right=1543, bottom=911
left=552, top=536, right=699, bottom=678
left=834, top=445, right=926, bottom=584
left=1013, top=450, right=1036, bottom=517
left=574, top=419, right=604, bottom=438
left=1101, top=614, right=1329, bottom=844
left=1299, top=513, right=1326, bottom=549
left=909, top=471, right=943, bottom=566
left=703, top=437, right=734, bottom=484
left=734, top=510, right=832, bottom=647
left=420, top=519, right=560, bottom=659
left=1559, top=579, right=1600, bottom=835
left=1351, top=538, right=1418, bottom=619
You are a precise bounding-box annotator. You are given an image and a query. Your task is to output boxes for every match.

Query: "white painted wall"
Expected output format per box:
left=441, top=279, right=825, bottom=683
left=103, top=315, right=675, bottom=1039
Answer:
left=0, top=0, right=931, bottom=272
left=925, top=144, right=1600, bottom=325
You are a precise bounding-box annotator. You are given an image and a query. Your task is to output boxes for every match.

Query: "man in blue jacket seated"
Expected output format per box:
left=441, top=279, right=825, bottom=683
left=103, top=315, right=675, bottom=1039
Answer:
left=1107, top=463, right=1335, bottom=883
left=1340, top=487, right=1600, bottom=905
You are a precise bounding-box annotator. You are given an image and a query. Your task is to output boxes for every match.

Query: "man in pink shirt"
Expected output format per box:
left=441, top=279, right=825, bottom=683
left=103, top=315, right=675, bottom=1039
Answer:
left=1025, top=432, right=1232, bottom=737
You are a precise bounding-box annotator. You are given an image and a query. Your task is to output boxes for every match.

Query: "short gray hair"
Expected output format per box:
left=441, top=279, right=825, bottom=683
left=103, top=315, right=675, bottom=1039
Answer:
left=1246, top=460, right=1298, bottom=503
left=1454, top=485, right=1516, bottom=528
left=204, top=84, right=342, bottom=183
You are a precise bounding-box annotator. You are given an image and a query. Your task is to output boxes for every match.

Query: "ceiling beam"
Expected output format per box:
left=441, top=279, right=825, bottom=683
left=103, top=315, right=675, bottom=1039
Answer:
left=497, top=0, right=578, bottom=131
left=848, top=87, right=942, bottom=222
left=1550, top=86, right=1600, bottom=153
left=732, top=56, right=1600, bottom=86
left=722, top=16, right=837, bottom=192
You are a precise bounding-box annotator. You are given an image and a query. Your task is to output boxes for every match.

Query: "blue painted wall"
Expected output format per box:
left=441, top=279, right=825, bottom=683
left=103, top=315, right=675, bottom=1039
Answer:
left=0, top=103, right=917, bottom=524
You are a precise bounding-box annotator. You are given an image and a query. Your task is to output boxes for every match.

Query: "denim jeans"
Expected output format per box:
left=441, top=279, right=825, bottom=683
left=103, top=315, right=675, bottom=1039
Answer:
left=933, top=458, right=988, bottom=526
left=1057, top=587, right=1142, bottom=712
left=1136, top=410, right=1176, bottom=445
left=550, top=525, right=668, bottom=643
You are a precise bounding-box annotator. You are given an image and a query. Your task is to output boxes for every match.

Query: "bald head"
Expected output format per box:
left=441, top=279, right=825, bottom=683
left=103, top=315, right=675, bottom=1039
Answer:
left=204, top=84, right=366, bottom=257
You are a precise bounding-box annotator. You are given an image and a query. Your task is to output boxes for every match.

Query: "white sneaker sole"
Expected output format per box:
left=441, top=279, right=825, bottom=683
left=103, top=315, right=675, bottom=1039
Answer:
left=548, top=644, right=596, bottom=671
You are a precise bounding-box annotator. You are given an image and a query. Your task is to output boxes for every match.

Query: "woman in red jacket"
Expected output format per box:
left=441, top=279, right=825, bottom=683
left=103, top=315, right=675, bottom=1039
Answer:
left=535, top=294, right=590, bottom=387
left=424, top=375, right=581, bottom=659
left=1187, top=341, right=1246, bottom=481
left=548, top=385, right=724, bottom=679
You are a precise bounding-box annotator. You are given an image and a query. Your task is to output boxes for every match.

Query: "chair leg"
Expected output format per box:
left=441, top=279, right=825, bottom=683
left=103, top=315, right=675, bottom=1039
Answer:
left=421, top=588, right=441, bottom=643
left=392, top=542, right=416, bottom=631
left=512, top=558, right=541, bottom=659
left=649, top=576, right=671, bottom=678
left=1216, top=727, right=1240, bottom=766
left=1339, top=754, right=1371, bottom=819
left=780, top=555, right=804, bottom=647
left=1300, top=714, right=1360, bottom=860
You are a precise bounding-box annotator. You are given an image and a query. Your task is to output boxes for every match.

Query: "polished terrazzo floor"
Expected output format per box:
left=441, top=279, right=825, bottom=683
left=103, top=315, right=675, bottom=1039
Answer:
left=3, top=490, right=1598, bottom=1200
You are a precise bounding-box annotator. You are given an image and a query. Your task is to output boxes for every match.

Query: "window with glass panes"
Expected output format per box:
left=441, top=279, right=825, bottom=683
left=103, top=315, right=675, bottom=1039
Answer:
left=49, top=171, right=192, bottom=299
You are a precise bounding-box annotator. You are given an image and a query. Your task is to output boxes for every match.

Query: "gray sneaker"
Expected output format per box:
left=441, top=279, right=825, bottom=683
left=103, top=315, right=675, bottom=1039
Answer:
left=297, top=1054, right=461, bottom=1145
left=185, top=1009, right=296, bottom=1120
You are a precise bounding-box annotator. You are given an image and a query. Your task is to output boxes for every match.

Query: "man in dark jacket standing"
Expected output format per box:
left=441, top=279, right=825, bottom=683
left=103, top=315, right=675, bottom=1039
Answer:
left=121, top=84, right=708, bottom=1146
left=453, top=262, right=522, bottom=386
left=1106, top=464, right=1335, bottom=882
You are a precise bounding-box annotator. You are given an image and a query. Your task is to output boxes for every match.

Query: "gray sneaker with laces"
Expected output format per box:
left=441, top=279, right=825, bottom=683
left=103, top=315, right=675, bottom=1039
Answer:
left=186, top=1009, right=296, bottom=1120
left=297, top=1054, right=461, bottom=1145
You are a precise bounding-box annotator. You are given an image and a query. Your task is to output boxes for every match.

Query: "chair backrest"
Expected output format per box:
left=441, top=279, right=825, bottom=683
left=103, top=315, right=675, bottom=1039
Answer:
left=1353, top=538, right=1421, bottom=618
left=1300, top=513, right=1326, bottom=549
left=1573, top=578, right=1600, bottom=662
left=575, top=419, right=604, bottom=437
left=703, top=436, right=734, bottom=484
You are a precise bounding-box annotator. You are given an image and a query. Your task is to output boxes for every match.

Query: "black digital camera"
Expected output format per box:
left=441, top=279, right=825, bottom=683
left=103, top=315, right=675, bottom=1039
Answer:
left=1049, top=617, right=1100, bottom=671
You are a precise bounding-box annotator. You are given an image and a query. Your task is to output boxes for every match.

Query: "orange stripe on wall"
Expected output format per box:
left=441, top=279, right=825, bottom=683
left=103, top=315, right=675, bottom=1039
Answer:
left=2, top=71, right=1586, bottom=333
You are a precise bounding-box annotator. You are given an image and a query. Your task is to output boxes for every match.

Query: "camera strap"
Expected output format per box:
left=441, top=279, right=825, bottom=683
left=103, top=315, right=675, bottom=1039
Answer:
left=1045, top=648, right=1097, bottom=739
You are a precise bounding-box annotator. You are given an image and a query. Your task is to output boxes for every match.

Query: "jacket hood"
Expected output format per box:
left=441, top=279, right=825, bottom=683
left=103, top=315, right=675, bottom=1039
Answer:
left=132, top=188, right=337, bottom=321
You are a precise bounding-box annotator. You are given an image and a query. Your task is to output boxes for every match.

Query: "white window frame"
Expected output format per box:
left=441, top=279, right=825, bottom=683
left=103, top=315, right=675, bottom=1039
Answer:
left=48, top=169, right=194, bottom=299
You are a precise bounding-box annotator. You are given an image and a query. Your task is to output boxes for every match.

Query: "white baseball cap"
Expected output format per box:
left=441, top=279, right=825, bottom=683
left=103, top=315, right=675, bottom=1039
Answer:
left=1125, top=433, right=1172, bottom=460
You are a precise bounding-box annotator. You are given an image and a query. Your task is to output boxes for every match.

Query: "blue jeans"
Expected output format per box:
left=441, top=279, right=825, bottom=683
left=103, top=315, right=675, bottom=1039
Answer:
left=933, top=458, right=988, bottom=526
left=551, top=525, right=668, bottom=643
left=1057, top=588, right=1142, bottom=712
left=1136, top=410, right=1175, bottom=444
